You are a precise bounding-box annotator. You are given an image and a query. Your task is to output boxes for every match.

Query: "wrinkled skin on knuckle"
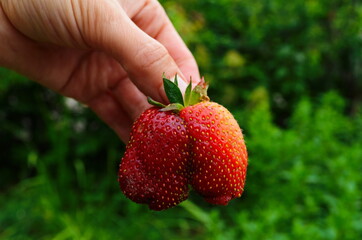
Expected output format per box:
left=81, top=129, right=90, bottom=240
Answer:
left=0, top=0, right=40, bottom=40
left=1, top=0, right=79, bottom=46
left=79, top=0, right=124, bottom=48
left=130, top=0, right=167, bottom=34
left=134, top=41, right=170, bottom=71
left=0, top=0, right=121, bottom=48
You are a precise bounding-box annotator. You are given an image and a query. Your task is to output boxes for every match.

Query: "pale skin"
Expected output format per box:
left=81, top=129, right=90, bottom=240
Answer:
left=0, top=0, right=200, bottom=142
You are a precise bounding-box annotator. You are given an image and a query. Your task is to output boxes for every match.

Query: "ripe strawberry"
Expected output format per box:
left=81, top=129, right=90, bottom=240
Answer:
left=180, top=102, right=247, bottom=205
left=118, top=108, right=190, bottom=210
left=118, top=76, right=248, bottom=210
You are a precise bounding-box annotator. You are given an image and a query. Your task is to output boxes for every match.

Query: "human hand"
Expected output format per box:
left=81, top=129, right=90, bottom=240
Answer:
left=0, top=0, right=200, bottom=142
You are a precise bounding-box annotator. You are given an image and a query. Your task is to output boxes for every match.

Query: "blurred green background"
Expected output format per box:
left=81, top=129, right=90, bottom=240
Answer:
left=1, top=0, right=362, bottom=239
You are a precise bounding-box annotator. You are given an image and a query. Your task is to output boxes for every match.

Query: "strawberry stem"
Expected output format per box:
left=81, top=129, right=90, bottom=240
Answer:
left=147, top=75, right=210, bottom=112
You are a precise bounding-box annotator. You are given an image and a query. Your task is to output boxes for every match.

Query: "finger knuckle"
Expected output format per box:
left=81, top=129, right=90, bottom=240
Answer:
left=135, top=41, right=169, bottom=70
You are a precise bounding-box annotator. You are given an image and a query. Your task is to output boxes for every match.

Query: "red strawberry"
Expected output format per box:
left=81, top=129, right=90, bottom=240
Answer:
left=180, top=102, right=247, bottom=205
left=118, top=108, right=190, bottom=210
left=118, top=76, right=248, bottom=210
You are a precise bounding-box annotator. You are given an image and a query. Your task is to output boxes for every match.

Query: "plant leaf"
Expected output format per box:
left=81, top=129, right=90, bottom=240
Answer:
left=147, top=97, right=166, bottom=108
left=174, top=74, right=178, bottom=86
left=184, top=81, right=192, bottom=106
left=189, top=78, right=209, bottom=104
left=160, top=103, right=184, bottom=112
left=163, top=78, right=184, bottom=105
left=188, top=89, right=201, bottom=106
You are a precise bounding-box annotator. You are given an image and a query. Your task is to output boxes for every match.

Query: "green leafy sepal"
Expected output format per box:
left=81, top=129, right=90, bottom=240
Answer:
left=148, top=75, right=209, bottom=113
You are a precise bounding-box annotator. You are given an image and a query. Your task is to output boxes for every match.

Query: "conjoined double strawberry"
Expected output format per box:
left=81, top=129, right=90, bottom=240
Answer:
left=118, top=76, right=248, bottom=210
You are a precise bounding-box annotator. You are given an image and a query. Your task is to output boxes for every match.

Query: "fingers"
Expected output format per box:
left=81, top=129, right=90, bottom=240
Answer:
left=88, top=92, right=133, bottom=143
left=0, top=0, right=200, bottom=143
left=130, top=0, right=200, bottom=85
left=110, top=77, right=151, bottom=120
left=88, top=76, right=152, bottom=143
left=92, top=3, right=183, bottom=104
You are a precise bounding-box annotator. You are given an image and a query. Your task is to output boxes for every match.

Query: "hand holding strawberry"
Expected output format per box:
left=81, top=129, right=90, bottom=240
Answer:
left=118, top=77, right=248, bottom=210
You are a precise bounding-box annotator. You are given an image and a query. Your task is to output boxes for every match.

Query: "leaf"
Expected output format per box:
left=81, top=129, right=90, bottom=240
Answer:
left=191, top=78, right=209, bottom=103
left=163, top=78, right=184, bottom=105
left=160, top=103, right=184, bottom=112
left=147, top=97, right=166, bottom=108
left=174, top=74, right=179, bottom=87
left=185, top=77, right=210, bottom=106
left=188, top=90, right=201, bottom=106
left=184, top=81, right=192, bottom=106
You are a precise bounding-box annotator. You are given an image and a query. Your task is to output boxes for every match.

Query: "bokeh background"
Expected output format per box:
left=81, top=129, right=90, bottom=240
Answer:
left=1, top=0, right=362, bottom=239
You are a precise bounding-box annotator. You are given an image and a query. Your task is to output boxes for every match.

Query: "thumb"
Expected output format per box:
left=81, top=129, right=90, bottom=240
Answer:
left=92, top=4, right=184, bottom=103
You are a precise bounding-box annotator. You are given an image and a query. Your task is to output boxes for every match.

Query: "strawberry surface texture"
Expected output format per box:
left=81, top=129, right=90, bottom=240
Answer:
left=118, top=77, right=248, bottom=210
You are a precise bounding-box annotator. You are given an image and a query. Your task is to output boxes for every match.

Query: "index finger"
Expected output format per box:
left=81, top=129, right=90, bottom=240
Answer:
left=130, top=0, right=200, bottom=85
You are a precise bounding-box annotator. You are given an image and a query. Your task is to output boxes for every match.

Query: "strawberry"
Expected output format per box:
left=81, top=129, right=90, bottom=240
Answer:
left=118, top=108, right=190, bottom=210
left=118, top=76, right=248, bottom=210
left=180, top=102, right=247, bottom=205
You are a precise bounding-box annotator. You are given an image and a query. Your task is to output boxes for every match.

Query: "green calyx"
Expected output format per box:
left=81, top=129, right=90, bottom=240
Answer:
left=147, top=74, right=209, bottom=112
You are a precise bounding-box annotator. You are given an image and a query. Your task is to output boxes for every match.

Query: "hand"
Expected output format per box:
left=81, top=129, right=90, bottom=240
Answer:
left=0, top=0, right=200, bottom=142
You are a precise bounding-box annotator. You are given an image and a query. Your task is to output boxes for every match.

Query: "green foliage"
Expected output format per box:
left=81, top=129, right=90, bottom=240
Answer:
left=162, top=0, right=362, bottom=122
left=1, top=70, right=361, bottom=239
left=1, top=0, right=362, bottom=239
